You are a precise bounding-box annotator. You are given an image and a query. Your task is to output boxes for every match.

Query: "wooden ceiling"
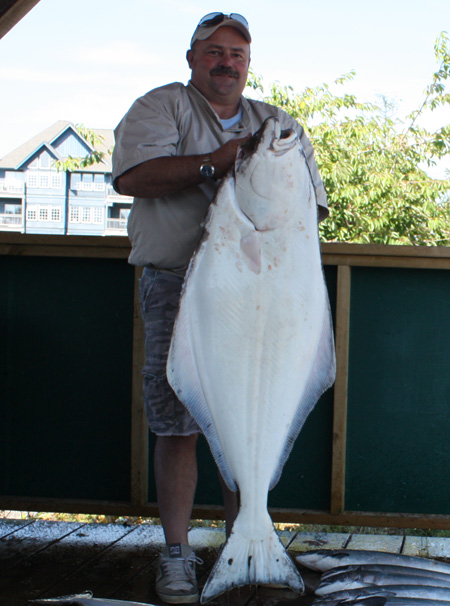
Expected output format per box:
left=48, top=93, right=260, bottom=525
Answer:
left=0, top=0, right=41, bottom=39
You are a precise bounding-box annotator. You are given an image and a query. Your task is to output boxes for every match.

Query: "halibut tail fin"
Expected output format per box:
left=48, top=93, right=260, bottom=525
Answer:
left=200, top=516, right=304, bottom=603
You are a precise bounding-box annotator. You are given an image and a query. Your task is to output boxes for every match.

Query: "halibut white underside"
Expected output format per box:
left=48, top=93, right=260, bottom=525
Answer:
left=167, top=118, right=336, bottom=602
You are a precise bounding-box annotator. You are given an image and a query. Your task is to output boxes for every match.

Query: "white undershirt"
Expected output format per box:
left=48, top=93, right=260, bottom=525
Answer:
left=220, top=107, right=243, bottom=130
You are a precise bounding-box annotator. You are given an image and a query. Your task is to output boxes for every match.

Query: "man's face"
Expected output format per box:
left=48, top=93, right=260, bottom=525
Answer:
left=187, top=26, right=250, bottom=107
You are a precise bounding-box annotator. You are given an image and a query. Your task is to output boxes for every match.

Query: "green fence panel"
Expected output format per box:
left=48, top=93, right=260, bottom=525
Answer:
left=346, top=266, right=450, bottom=515
left=0, top=255, right=134, bottom=501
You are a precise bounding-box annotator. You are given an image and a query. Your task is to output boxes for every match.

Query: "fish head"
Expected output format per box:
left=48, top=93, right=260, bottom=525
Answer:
left=234, top=116, right=314, bottom=231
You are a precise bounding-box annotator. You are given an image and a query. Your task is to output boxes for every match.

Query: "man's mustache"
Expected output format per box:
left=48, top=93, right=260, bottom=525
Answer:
left=210, top=66, right=239, bottom=79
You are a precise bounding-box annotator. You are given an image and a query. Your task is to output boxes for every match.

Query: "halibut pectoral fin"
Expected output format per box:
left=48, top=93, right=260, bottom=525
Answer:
left=270, top=300, right=336, bottom=490
left=200, top=514, right=304, bottom=603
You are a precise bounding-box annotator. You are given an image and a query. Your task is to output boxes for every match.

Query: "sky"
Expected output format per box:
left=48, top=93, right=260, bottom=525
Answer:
left=0, top=0, right=449, bottom=159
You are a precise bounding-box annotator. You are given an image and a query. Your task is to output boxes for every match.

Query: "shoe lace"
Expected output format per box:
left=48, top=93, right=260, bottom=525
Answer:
left=160, top=552, right=204, bottom=583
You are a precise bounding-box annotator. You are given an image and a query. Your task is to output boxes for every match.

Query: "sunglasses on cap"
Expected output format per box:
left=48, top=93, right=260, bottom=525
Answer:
left=197, top=12, right=249, bottom=30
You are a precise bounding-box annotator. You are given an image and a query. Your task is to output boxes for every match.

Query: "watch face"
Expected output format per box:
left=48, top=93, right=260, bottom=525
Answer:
left=201, top=164, right=214, bottom=180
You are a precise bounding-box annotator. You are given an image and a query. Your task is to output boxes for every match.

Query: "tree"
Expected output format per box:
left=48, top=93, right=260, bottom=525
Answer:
left=247, top=32, right=450, bottom=245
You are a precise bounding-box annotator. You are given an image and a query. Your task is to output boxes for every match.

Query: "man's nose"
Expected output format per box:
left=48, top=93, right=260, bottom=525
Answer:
left=218, top=52, right=233, bottom=65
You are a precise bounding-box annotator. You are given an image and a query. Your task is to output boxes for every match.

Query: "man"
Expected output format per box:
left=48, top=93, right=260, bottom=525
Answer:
left=112, top=12, right=328, bottom=604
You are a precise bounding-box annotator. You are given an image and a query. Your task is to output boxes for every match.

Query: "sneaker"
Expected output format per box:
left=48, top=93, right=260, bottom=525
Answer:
left=155, top=543, right=203, bottom=604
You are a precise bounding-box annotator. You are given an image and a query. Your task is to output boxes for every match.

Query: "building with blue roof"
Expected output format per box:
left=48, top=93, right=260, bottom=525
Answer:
left=0, top=120, right=132, bottom=235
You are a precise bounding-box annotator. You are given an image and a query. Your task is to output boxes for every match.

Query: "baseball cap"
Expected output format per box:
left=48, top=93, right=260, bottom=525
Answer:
left=190, top=12, right=251, bottom=48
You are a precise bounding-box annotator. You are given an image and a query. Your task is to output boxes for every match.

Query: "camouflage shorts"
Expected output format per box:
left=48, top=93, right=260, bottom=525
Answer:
left=138, top=267, right=200, bottom=436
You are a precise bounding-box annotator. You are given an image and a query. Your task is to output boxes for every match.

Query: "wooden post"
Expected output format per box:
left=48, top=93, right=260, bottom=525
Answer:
left=330, top=264, right=351, bottom=515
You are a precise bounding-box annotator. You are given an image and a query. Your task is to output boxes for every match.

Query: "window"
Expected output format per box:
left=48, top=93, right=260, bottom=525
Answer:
left=51, top=174, right=62, bottom=189
left=70, top=206, right=80, bottom=223
left=93, top=207, right=104, bottom=224
left=27, top=170, right=61, bottom=189
left=81, top=207, right=91, bottom=222
left=73, top=173, right=106, bottom=191
left=27, top=173, right=38, bottom=188
left=40, top=153, right=50, bottom=168
left=69, top=205, right=103, bottom=224
left=27, top=204, right=61, bottom=222
left=27, top=207, right=37, bottom=221
left=5, top=204, right=21, bottom=215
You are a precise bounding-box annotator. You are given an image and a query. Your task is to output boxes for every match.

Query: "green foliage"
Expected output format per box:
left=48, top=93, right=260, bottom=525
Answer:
left=53, top=124, right=112, bottom=172
left=247, top=32, right=450, bottom=245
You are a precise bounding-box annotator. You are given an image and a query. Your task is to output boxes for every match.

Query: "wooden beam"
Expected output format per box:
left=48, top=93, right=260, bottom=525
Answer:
left=330, top=265, right=351, bottom=515
left=0, top=0, right=41, bottom=39
left=0, top=233, right=130, bottom=259
left=321, top=242, right=450, bottom=260
left=5, top=495, right=450, bottom=531
left=3, top=235, right=450, bottom=268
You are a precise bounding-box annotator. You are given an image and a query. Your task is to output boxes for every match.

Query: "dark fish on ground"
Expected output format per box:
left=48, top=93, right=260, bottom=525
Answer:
left=296, top=550, right=450, bottom=575
left=168, top=116, right=336, bottom=602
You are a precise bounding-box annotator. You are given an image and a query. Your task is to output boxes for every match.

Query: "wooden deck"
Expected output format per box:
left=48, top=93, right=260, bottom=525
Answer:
left=2, top=519, right=450, bottom=606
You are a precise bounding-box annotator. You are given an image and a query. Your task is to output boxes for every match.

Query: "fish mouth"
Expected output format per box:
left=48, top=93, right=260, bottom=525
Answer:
left=272, top=124, right=298, bottom=155
left=236, top=118, right=298, bottom=169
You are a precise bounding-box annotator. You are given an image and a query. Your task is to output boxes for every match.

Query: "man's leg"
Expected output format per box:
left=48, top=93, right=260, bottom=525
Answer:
left=218, top=472, right=239, bottom=538
left=154, top=434, right=199, bottom=545
left=140, top=269, right=202, bottom=603
left=154, top=433, right=202, bottom=604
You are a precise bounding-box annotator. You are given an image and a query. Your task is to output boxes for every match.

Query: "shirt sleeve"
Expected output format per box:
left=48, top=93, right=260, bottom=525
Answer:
left=111, top=85, right=183, bottom=192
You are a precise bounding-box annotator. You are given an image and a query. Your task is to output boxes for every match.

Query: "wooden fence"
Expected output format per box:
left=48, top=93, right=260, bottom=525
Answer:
left=2, top=233, right=450, bottom=530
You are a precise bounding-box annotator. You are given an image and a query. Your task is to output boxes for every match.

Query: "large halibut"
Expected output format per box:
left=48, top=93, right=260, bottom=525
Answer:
left=167, top=116, right=336, bottom=602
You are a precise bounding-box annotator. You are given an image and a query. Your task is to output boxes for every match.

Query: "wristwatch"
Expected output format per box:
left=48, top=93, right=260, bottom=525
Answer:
left=200, top=154, right=216, bottom=181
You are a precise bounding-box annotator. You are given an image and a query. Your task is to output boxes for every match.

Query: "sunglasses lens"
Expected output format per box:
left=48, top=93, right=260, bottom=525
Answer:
left=197, top=12, right=249, bottom=30
left=198, top=12, right=224, bottom=27
left=229, top=13, right=249, bottom=29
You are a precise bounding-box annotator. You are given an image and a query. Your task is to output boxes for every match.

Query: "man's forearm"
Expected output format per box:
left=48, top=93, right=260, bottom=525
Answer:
left=115, top=135, right=251, bottom=198
left=116, top=155, right=209, bottom=198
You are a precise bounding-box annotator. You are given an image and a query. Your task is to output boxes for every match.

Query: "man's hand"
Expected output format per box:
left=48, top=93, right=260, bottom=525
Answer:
left=211, top=134, right=252, bottom=179
left=116, top=134, right=252, bottom=198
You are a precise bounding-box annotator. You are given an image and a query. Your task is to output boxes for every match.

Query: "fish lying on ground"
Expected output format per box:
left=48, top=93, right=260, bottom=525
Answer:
left=315, top=568, right=450, bottom=596
left=322, top=565, right=450, bottom=584
left=167, top=116, right=336, bottom=602
left=296, top=550, right=450, bottom=575
left=312, top=585, right=450, bottom=604
left=30, top=592, right=155, bottom=605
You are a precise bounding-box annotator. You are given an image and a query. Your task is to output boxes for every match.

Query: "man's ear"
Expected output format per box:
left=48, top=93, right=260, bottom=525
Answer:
left=186, top=49, right=194, bottom=69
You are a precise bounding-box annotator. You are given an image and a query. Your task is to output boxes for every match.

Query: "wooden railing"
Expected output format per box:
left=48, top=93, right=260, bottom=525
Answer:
left=2, top=232, right=450, bottom=529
